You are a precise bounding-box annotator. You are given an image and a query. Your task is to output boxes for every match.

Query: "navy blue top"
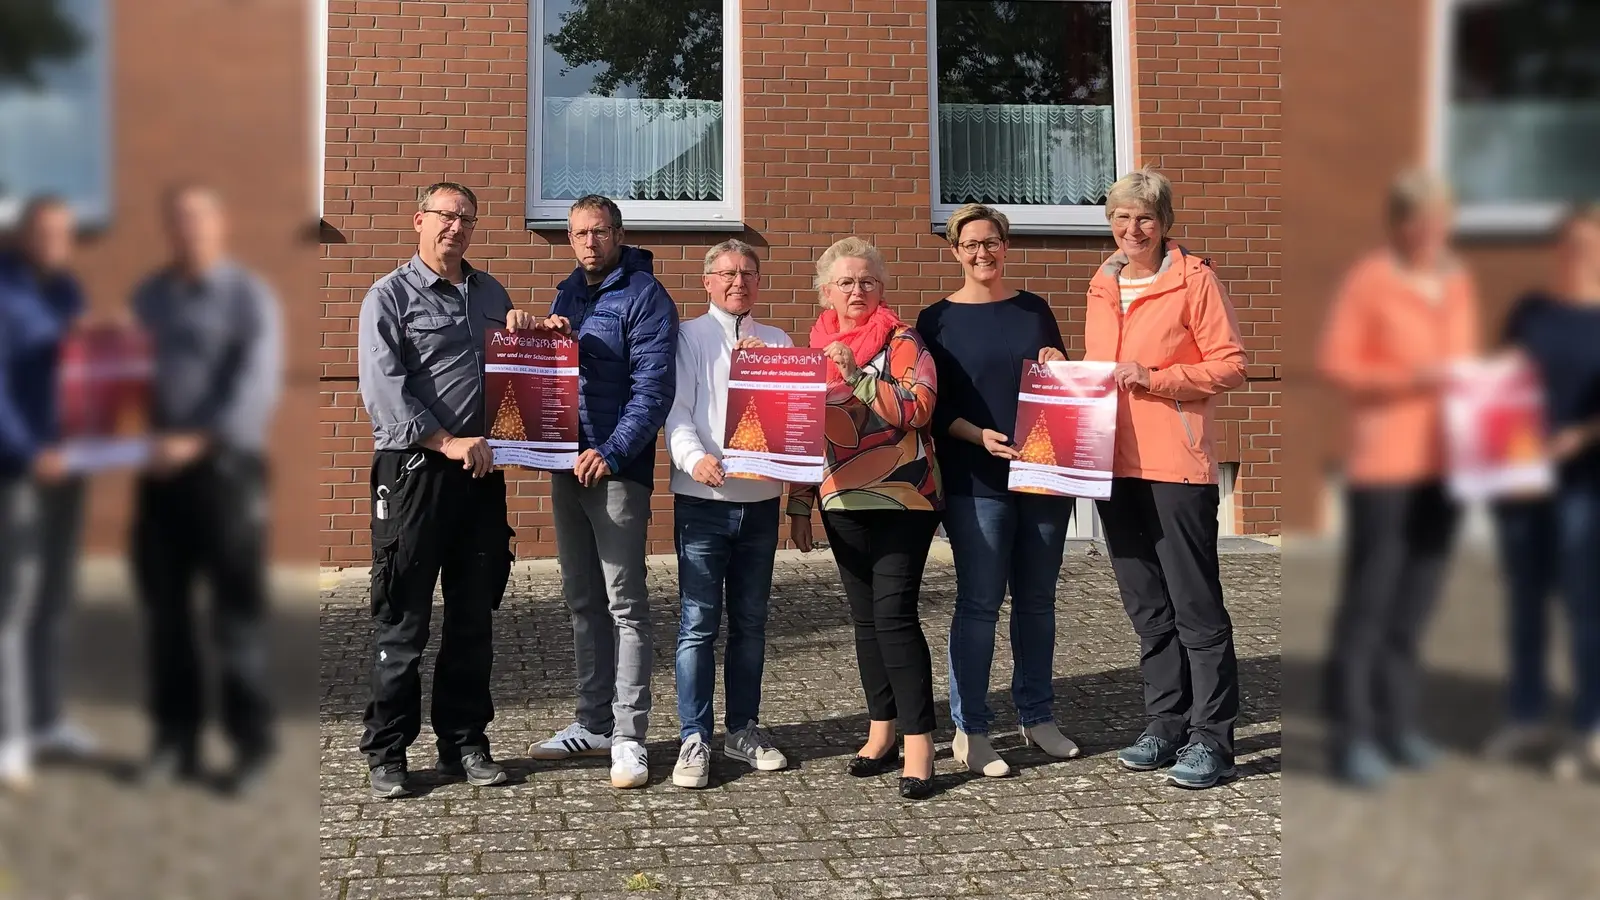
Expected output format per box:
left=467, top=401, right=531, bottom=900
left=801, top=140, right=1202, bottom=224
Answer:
left=0, top=252, right=84, bottom=476
left=916, top=290, right=1066, bottom=497
left=550, top=246, right=680, bottom=489
left=1503, top=291, right=1600, bottom=483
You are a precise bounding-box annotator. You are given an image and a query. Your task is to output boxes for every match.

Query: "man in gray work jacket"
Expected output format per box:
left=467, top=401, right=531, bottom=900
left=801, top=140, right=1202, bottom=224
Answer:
left=356, top=182, right=537, bottom=799
left=130, top=185, right=282, bottom=793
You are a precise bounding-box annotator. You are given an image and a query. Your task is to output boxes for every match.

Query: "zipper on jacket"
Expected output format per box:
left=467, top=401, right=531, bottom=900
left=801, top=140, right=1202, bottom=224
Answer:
left=1175, top=399, right=1197, bottom=447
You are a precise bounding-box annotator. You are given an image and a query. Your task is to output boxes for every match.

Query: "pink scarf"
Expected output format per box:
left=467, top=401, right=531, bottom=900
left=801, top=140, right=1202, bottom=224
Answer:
left=809, top=304, right=904, bottom=384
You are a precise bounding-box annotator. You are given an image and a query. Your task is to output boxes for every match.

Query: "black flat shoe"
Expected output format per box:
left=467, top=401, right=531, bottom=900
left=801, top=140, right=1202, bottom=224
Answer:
left=847, top=747, right=899, bottom=777
left=899, top=776, right=936, bottom=800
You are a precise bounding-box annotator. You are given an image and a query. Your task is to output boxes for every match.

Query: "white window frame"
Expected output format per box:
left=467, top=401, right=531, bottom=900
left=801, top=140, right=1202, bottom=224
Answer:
left=927, top=0, right=1134, bottom=234
left=1427, top=0, right=1567, bottom=235
left=526, top=0, right=743, bottom=230
left=314, top=0, right=328, bottom=221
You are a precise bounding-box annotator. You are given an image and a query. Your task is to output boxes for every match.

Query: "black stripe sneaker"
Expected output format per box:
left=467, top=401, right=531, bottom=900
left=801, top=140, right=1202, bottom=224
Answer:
left=528, top=722, right=612, bottom=760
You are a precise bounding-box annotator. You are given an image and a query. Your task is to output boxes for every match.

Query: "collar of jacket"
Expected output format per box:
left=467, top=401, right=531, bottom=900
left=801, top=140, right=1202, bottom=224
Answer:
left=403, top=254, right=479, bottom=291
left=705, top=299, right=751, bottom=342
left=1090, top=242, right=1211, bottom=302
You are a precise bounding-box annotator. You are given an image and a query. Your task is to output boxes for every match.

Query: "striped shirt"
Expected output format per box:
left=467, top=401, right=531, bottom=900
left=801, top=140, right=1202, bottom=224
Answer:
left=1119, top=272, right=1159, bottom=313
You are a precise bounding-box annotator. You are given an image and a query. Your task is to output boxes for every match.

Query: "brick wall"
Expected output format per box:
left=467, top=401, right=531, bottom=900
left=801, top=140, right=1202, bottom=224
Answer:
left=320, top=0, right=1283, bottom=566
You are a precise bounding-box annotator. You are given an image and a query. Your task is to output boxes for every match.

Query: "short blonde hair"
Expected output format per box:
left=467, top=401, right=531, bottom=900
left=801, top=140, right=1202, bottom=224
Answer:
left=814, top=237, right=887, bottom=304
left=1104, top=168, right=1175, bottom=233
left=1387, top=168, right=1453, bottom=228
left=945, top=203, right=1010, bottom=244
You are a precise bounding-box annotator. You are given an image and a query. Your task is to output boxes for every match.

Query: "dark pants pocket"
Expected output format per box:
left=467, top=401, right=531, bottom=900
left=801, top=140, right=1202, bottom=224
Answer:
left=370, top=532, right=403, bottom=624
left=487, top=524, right=514, bottom=611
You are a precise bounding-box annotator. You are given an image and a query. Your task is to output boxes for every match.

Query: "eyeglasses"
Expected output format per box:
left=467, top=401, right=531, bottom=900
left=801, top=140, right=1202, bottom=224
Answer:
left=710, top=269, right=760, bottom=283
left=422, top=209, right=478, bottom=228
left=956, top=238, right=1005, bottom=255
left=830, top=277, right=882, bottom=295
left=569, top=226, right=619, bottom=243
left=1111, top=213, right=1160, bottom=230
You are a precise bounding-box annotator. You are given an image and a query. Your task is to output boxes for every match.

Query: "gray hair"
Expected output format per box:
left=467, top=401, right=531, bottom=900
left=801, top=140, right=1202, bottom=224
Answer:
left=419, top=181, right=478, bottom=213
left=703, top=239, right=761, bottom=274
left=813, top=237, right=887, bottom=303
left=1104, top=168, right=1175, bottom=233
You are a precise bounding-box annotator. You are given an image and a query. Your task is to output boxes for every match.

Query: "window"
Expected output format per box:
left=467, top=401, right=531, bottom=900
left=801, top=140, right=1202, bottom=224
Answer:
left=1429, top=0, right=1600, bottom=233
left=0, top=0, right=110, bottom=226
left=527, top=0, right=742, bottom=229
left=929, top=0, right=1133, bottom=233
left=314, top=0, right=328, bottom=222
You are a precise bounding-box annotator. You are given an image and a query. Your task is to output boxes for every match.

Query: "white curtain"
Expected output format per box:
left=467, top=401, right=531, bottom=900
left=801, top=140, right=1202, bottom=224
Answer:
left=541, top=97, right=724, bottom=202
left=1450, top=100, right=1600, bottom=204
left=938, top=103, right=1116, bottom=206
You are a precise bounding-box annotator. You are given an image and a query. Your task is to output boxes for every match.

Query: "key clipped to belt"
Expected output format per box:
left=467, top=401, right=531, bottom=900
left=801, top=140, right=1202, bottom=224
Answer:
left=375, top=452, right=426, bottom=521
left=375, top=486, right=391, bottom=521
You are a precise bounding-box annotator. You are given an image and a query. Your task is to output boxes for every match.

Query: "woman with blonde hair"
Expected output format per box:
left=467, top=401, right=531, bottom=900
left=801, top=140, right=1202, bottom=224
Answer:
left=787, top=237, right=943, bottom=800
left=1085, top=169, right=1249, bottom=789
left=916, top=203, right=1080, bottom=779
left=1317, top=169, right=1479, bottom=787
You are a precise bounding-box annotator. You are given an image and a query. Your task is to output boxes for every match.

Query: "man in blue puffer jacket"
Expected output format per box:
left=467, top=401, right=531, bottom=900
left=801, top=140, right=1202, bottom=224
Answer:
left=530, top=195, right=679, bottom=789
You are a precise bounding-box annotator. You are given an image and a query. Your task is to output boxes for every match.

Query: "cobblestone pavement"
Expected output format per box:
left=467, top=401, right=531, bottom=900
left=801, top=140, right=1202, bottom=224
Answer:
left=320, top=544, right=1282, bottom=900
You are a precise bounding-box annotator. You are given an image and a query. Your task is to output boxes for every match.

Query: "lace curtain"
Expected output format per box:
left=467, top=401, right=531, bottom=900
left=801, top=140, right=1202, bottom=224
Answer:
left=938, top=103, right=1116, bottom=206
left=541, top=97, right=724, bottom=202
left=1450, top=101, right=1600, bottom=204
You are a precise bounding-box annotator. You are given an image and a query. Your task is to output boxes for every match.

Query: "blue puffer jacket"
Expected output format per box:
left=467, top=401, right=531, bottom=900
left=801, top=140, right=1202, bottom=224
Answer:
left=550, top=246, right=679, bottom=488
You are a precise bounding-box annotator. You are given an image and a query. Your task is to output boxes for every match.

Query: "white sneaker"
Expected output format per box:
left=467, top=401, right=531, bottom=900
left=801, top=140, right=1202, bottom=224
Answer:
left=725, top=720, right=788, bottom=772
left=0, top=740, right=33, bottom=792
left=672, top=734, right=711, bottom=789
left=1552, top=730, right=1600, bottom=782
left=611, top=740, right=649, bottom=789
left=34, top=720, right=99, bottom=758
left=528, top=722, right=612, bottom=760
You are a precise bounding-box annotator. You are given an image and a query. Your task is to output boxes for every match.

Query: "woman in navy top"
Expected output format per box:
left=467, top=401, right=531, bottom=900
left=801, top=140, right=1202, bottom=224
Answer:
left=915, top=204, right=1079, bottom=779
left=1487, top=205, right=1600, bottom=776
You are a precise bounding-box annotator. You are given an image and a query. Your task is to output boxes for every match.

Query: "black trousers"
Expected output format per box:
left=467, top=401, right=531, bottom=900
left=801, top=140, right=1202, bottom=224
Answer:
left=1097, top=478, right=1239, bottom=760
left=359, top=449, right=513, bottom=768
left=821, top=508, right=940, bottom=736
left=1325, top=482, right=1458, bottom=749
left=132, top=450, right=273, bottom=755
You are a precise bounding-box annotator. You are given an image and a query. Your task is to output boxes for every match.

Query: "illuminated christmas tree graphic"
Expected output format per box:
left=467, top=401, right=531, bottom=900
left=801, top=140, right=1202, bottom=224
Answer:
left=1018, top=415, right=1055, bottom=466
left=489, top=383, right=526, bottom=441
left=727, top=397, right=768, bottom=453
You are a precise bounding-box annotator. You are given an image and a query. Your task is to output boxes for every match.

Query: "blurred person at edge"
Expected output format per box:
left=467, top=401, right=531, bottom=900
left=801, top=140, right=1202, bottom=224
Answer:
left=1084, top=169, right=1249, bottom=791
left=0, top=196, right=89, bottom=792
left=128, top=185, right=286, bottom=794
left=1484, top=204, right=1600, bottom=780
left=1316, top=170, right=1480, bottom=789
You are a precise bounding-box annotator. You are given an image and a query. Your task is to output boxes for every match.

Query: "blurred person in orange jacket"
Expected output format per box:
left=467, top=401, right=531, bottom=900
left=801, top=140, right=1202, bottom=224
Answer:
left=0, top=196, right=92, bottom=791
left=1085, top=169, right=1249, bottom=790
left=128, top=185, right=283, bottom=794
left=1485, top=204, right=1600, bottom=780
left=1317, top=169, right=1480, bottom=788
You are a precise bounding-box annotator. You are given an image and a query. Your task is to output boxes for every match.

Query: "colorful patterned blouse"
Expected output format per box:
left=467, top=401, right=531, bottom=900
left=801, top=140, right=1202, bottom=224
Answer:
left=786, top=324, right=943, bottom=515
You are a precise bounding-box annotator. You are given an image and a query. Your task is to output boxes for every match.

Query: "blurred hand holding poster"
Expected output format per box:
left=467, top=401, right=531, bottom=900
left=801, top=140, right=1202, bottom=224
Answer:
left=722, top=347, right=828, bottom=483
left=484, top=327, right=579, bottom=470
left=56, top=324, right=153, bottom=473
left=1008, top=360, right=1118, bottom=499
left=1444, top=355, right=1554, bottom=501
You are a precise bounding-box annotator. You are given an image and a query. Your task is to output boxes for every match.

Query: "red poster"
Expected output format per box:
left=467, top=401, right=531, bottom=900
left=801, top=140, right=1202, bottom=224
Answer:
left=57, top=324, right=154, bottom=472
left=484, top=327, right=580, bottom=471
left=1444, top=355, right=1553, bottom=501
left=1008, top=360, right=1118, bottom=499
left=722, top=347, right=828, bottom=483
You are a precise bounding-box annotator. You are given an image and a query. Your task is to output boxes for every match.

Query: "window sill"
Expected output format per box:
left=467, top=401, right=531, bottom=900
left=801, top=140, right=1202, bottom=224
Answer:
left=931, top=221, right=1112, bottom=238
left=526, top=218, right=748, bottom=233
left=1452, top=203, right=1565, bottom=241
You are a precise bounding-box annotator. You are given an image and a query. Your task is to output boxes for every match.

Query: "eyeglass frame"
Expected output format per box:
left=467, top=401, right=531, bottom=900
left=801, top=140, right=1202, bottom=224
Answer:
left=828, top=276, right=884, bottom=295
left=955, top=238, right=1006, bottom=255
left=708, top=269, right=760, bottom=283
left=421, top=208, right=479, bottom=228
left=568, top=225, right=621, bottom=243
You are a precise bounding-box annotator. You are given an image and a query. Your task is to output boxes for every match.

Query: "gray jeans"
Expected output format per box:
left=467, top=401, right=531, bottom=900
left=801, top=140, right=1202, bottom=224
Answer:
left=0, top=477, right=87, bottom=746
left=551, top=473, right=653, bottom=743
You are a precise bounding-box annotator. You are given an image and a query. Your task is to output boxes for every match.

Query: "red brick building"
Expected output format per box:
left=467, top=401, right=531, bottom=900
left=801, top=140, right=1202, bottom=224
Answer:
left=1281, top=0, right=1593, bottom=532
left=319, top=0, right=1283, bottom=565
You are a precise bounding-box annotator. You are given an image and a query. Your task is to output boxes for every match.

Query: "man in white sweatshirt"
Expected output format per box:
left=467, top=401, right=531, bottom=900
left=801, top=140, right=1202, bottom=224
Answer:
left=665, top=239, right=793, bottom=789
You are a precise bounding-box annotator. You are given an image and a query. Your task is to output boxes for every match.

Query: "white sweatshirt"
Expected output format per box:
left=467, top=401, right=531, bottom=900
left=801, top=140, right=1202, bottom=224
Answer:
left=666, top=303, right=793, bottom=502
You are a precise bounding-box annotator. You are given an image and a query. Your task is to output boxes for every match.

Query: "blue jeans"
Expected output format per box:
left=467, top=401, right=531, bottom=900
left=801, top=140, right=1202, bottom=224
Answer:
left=1492, top=482, right=1600, bottom=732
left=673, top=495, right=780, bottom=741
left=943, top=493, right=1072, bottom=734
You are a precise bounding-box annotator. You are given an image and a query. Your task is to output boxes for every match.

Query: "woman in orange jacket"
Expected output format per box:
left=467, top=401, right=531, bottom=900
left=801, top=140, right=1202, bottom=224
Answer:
left=1085, top=169, right=1249, bottom=789
left=1316, top=169, right=1479, bottom=788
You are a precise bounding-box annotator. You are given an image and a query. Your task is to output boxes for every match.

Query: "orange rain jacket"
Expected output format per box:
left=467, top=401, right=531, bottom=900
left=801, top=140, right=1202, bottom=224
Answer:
left=1084, top=244, right=1249, bottom=485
